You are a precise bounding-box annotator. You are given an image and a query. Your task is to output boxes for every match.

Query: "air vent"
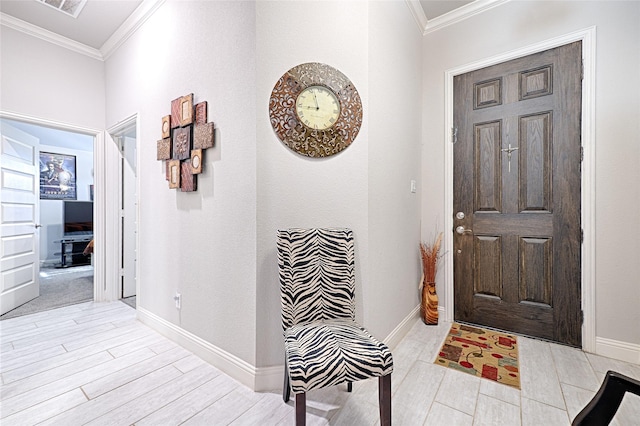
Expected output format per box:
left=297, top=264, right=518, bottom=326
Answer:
left=36, top=0, right=87, bottom=18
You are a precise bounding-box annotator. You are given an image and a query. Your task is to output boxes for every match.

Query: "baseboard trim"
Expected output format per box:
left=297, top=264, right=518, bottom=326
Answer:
left=137, top=307, right=259, bottom=390
left=254, top=365, right=285, bottom=392
left=595, top=337, right=640, bottom=365
left=136, top=304, right=424, bottom=392
left=384, top=305, right=421, bottom=349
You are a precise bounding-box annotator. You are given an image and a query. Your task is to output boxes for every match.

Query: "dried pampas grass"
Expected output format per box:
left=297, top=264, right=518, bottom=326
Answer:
left=420, top=232, right=443, bottom=284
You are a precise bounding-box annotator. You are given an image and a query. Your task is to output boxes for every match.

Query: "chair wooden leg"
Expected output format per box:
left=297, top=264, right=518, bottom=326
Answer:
left=283, top=358, right=291, bottom=403
left=347, top=381, right=353, bottom=392
left=295, top=392, right=306, bottom=425
left=379, top=374, right=391, bottom=426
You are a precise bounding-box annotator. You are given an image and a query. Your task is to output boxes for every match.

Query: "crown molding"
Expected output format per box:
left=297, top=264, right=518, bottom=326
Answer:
left=0, top=12, right=103, bottom=60
left=0, top=0, right=165, bottom=62
left=405, top=0, right=428, bottom=33
left=424, top=0, right=510, bottom=35
left=100, top=0, right=166, bottom=60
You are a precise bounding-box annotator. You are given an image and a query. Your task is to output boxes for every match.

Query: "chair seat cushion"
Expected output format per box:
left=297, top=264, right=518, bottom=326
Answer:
left=284, top=318, right=394, bottom=393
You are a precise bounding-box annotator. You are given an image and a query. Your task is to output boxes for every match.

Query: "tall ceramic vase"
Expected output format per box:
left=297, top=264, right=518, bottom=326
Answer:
left=421, top=280, right=439, bottom=325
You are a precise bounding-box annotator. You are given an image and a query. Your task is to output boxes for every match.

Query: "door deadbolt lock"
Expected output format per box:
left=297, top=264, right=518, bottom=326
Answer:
left=456, top=226, right=473, bottom=235
left=455, top=212, right=465, bottom=220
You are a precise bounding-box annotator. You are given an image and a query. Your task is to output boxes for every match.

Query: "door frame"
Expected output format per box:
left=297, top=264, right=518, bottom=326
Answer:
left=0, top=110, right=106, bottom=303
left=443, top=27, right=596, bottom=352
left=107, top=115, right=140, bottom=302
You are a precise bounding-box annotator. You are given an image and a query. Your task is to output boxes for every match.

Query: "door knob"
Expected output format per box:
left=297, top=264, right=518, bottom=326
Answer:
left=456, top=226, right=472, bottom=235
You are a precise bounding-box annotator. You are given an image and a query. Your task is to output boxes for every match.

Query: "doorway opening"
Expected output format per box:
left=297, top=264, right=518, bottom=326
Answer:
left=442, top=28, right=596, bottom=351
left=452, top=41, right=582, bottom=346
left=108, top=116, right=138, bottom=309
left=1, top=117, right=97, bottom=319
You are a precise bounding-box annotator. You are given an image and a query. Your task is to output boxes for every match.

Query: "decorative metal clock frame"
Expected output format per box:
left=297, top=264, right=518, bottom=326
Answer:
left=269, top=62, right=363, bottom=158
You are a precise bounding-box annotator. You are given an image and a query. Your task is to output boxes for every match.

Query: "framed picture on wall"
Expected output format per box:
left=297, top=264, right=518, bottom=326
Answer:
left=39, top=152, right=77, bottom=200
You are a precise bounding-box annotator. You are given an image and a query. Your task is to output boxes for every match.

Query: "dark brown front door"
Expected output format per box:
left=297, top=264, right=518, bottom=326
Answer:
left=453, top=42, right=582, bottom=346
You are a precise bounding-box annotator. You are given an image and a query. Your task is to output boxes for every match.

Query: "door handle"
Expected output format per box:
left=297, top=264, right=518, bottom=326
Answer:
left=35, top=224, right=42, bottom=229
left=456, top=226, right=473, bottom=235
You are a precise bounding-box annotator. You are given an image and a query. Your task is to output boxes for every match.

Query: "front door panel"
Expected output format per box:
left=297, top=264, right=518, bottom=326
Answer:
left=453, top=42, right=582, bottom=346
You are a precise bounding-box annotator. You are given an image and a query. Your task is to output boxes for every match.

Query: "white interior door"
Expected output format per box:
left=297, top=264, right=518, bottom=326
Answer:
left=1, top=122, right=40, bottom=315
left=121, top=134, right=137, bottom=298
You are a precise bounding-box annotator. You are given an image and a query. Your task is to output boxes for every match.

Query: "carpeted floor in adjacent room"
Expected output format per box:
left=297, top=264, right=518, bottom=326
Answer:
left=0, top=265, right=94, bottom=320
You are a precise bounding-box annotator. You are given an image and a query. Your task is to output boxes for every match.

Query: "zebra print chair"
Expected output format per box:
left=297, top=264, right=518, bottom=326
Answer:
left=277, top=228, right=393, bottom=425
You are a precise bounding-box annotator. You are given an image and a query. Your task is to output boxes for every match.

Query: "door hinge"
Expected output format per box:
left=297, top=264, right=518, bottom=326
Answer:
left=581, top=146, right=584, bottom=162
left=581, top=310, right=584, bottom=325
left=452, top=127, right=458, bottom=144
left=581, top=59, right=584, bottom=81
left=581, top=228, right=584, bottom=244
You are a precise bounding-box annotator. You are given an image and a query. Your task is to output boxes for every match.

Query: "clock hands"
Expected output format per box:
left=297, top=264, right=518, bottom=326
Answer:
left=295, top=85, right=340, bottom=131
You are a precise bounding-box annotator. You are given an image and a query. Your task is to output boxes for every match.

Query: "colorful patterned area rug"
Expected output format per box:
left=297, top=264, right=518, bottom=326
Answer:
left=434, top=323, right=520, bottom=389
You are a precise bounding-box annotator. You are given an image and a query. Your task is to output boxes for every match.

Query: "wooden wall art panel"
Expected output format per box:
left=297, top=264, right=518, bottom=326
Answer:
left=168, top=160, right=181, bottom=189
left=180, top=94, right=194, bottom=126
left=157, top=138, right=171, bottom=160
left=162, top=115, right=171, bottom=138
left=171, top=98, right=182, bottom=129
left=195, top=102, right=208, bottom=125
left=194, top=122, right=214, bottom=149
left=158, top=93, right=214, bottom=192
left=191, top=149, right=203, bottom=174
left=180, top=160, right=197, bottom=192
left=172, top=126, right=191, bottom=161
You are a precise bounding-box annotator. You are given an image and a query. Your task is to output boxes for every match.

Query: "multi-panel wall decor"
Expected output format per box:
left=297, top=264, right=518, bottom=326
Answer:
left=157, top=93, right=214, bottom=192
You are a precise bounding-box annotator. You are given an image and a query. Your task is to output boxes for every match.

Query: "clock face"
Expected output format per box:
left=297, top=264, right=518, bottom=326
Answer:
left=295, top=86, right=340, bottom=130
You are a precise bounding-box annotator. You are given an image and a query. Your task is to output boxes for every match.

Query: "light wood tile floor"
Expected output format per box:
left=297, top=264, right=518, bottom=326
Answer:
left=1, top=301, right=639, bottom=425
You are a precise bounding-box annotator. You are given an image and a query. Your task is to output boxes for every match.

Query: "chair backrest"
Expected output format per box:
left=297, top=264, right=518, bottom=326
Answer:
left=277, top=228, right=355, bottom=329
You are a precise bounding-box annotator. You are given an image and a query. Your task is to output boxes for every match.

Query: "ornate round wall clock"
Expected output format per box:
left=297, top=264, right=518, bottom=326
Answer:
left=269, top=62, right=363, bottom=158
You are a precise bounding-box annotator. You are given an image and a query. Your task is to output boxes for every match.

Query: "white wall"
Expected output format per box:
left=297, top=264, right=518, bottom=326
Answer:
left=104, top=1, right=258, bottom=365
left=421, top=1, right=640, bottom=350
left=3, top=0, right=423, bottom=386
left=367, top=1, right=423, bottom=342
left=0, top=26, right=105, bottom=130
left=255, top=0, right=369, bottom=369
left=1, top=24, right=104, bottom=268
left=255, top=1, right=423, bottom=368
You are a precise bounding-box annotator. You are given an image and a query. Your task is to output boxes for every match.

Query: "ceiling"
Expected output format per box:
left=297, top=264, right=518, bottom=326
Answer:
left=0, top=0, right=143, bottom=50
left=1, top=0, right=473, bottom=52
left=0, top=1, right=473, bottom=148
left=2, top=117, right=94, bottom=152
left=420, top=0, right=473, bottom=20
